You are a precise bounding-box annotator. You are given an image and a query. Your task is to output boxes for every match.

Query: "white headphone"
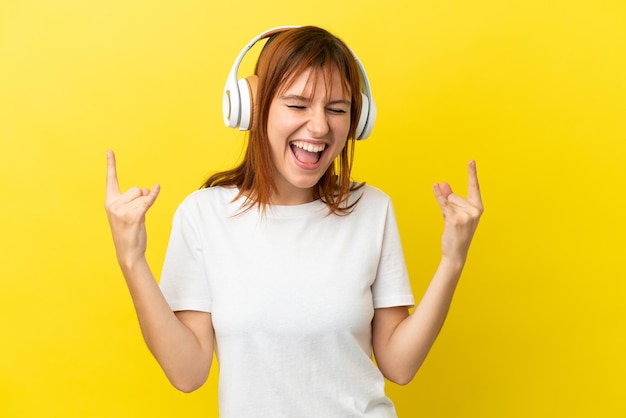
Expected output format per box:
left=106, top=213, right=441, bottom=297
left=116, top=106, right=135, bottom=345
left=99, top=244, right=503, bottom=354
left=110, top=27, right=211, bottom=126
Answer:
left=222, top=26, right=376, bottom=140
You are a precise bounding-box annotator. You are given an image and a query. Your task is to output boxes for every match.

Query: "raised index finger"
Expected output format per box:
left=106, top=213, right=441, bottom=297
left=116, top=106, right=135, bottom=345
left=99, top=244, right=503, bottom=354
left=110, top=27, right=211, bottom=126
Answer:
left=106, top=150, right=120, bottom=198
left=467, top=160, right=483, bottom=208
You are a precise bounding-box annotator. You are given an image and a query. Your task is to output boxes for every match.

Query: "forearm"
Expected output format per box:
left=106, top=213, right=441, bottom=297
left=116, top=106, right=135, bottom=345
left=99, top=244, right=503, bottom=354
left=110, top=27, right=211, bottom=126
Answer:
left=119, top=257, right=213, bottom=392
left=378, top=256, right=465, bottom=384
left=376, top=160, right=483, bottom=384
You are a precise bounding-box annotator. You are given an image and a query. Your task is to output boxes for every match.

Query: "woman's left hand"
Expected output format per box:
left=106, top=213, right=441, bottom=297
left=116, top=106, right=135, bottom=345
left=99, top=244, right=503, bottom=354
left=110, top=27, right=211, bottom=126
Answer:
left=433, top=160, right=484, bottom=264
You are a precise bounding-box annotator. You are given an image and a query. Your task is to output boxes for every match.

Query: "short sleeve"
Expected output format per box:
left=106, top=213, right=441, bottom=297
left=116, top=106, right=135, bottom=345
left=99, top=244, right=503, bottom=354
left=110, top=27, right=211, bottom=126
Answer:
left=371, top=200, right=415, bottom=309
left=159, top=201, right=212, bottom=312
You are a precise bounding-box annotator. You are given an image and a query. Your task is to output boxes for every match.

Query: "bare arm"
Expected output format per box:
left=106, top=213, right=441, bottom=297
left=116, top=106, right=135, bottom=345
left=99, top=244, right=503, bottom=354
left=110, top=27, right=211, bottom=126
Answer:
left=372, top=161, right=484, bottom=385
left=104, top=150, right=213, bottom=392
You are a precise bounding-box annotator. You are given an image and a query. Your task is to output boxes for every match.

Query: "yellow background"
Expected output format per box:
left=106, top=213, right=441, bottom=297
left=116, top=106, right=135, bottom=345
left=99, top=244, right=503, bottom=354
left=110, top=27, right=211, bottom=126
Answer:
left=1, top=0, right=625, bottom=416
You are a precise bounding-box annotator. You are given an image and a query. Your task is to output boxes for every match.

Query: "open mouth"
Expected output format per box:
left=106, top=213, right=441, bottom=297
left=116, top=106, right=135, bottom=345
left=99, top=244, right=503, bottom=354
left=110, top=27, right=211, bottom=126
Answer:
left=290, top=140, right=326, bottom=165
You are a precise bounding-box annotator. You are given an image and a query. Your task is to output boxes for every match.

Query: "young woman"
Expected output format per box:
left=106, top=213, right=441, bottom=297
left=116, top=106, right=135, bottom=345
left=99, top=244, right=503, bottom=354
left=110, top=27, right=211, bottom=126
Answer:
left=105, top=26, right=483, bottom=417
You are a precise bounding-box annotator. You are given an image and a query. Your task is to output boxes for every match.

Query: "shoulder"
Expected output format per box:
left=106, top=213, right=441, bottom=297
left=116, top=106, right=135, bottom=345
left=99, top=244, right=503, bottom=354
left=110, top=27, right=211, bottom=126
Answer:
left=351, top=184, right=393, bottom=209
left=175, top=186, right=240, bottom=217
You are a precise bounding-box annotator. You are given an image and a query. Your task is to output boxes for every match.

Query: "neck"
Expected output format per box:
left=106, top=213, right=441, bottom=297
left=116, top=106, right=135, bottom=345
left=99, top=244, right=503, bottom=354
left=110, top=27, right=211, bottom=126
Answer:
left=270, top=188, right=316, bottom=206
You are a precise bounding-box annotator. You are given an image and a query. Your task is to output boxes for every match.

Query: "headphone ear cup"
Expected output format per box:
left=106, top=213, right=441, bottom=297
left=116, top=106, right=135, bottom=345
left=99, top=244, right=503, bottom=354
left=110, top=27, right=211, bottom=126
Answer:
left=359, top=94, right=376, bottom=140
left=354, top=92, right=368, bottom=140
left=237, top=75, right=259, bottom=131
left=223, top=77, right=241, bottom=128
left=356, top=92, right=374, bottom=140
left=237, top=77, right=251, bottom=131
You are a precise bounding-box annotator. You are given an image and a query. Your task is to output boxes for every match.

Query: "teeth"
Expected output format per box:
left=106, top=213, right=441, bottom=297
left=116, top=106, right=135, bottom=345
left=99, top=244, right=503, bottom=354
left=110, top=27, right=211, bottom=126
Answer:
left=291, top=140, right=326, bottom=153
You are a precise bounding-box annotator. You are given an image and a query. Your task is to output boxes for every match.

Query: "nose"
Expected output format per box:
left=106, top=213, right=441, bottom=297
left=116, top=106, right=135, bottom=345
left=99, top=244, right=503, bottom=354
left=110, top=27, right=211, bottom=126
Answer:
left=306, top=107, right=330, bottom=138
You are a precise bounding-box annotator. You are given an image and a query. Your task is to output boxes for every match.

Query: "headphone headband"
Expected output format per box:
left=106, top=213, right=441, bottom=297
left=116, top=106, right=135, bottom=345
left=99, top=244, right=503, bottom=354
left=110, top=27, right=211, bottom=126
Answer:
left=222, top=26, right=376, bottom=140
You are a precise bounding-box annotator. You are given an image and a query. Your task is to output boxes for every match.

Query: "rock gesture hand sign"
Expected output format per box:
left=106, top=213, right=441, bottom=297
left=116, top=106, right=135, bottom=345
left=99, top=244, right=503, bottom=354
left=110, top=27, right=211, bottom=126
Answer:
left=104, top=150, right=161, bottom=269
left=433, top=160, right=484, bottom=263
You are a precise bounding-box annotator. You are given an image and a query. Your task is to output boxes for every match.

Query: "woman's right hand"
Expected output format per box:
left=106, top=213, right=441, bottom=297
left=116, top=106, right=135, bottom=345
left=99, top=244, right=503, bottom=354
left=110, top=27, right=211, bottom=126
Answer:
left=104, top=151, right=214, bottom=391
left=104, top=150, right=160, bottom=269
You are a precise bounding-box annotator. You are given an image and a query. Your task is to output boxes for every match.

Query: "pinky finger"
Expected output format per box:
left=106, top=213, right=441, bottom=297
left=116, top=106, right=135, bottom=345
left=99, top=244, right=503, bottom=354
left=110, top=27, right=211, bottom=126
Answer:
left=144, top=184, right=161, bottom=208
left=433, top=183, right=448, bottom=211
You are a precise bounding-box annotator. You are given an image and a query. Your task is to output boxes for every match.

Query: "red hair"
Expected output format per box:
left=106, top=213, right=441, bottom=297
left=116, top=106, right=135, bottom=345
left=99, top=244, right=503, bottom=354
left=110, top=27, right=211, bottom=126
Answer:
left=204, top=26, right=364, bottom=214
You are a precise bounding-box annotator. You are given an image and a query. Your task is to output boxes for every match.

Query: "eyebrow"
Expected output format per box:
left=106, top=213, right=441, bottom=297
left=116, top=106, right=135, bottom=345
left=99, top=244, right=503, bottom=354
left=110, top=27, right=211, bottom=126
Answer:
left=280, top=94, right=351, bottom=106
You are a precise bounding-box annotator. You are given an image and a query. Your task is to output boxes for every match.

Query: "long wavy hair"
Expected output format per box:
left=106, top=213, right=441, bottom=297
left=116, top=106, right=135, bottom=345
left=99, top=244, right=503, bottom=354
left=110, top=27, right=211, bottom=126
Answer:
left=204, top=26, right=364, bottom=214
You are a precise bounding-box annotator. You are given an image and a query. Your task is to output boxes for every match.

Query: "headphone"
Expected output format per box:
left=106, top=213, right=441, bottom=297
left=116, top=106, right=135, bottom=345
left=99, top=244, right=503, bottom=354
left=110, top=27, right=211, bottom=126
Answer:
left=222, top=26, right=376, bottom=140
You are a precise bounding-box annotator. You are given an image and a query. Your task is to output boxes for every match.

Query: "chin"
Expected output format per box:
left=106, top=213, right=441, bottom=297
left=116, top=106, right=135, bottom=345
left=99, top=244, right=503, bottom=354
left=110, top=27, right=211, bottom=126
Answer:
left=290, top=176, right=322, bottom=190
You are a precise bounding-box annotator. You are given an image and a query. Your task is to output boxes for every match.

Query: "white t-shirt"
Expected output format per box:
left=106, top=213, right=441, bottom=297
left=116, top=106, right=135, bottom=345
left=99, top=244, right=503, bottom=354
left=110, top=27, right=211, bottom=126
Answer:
left=160, top=185, right=414, bottom=418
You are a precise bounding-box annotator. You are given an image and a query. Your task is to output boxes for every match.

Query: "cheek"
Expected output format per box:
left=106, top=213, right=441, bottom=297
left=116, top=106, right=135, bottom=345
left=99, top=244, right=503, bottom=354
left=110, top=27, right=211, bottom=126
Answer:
left=266, top=113, right=286, bottom=149
left=330, top=137, right=349, bottom=160
left=268, top=109, right=297, bottom=138
left=333, top=119, right=352, bottom=141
